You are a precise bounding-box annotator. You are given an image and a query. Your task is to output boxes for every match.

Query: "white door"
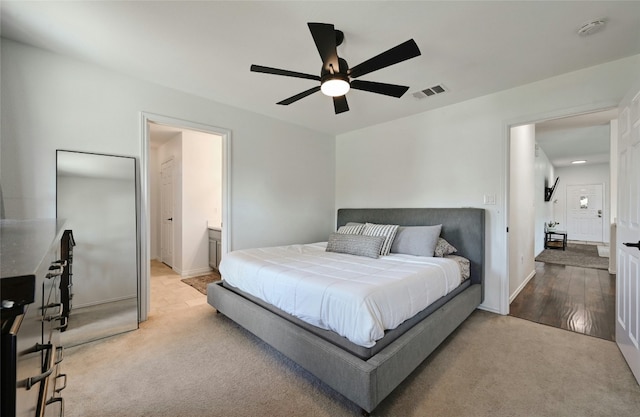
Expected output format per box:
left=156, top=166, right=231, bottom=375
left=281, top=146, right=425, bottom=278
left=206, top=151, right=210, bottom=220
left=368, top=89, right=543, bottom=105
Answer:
left=616, top=82, right=640, bottom=385
left=160, top=159, right=174, bottom=267
left=566, top=184, right=604, bottom=242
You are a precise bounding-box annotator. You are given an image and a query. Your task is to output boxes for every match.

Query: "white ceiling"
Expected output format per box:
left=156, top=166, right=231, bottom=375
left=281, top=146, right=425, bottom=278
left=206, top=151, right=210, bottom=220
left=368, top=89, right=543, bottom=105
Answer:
left=535, top=108, right=618, bottom=168
left=2, top=1, right=638, bottom=163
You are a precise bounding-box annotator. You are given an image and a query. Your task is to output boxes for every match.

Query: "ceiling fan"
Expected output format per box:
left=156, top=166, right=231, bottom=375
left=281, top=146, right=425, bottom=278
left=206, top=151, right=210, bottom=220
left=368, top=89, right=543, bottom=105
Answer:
left=250, top=22, right=421, bottom=114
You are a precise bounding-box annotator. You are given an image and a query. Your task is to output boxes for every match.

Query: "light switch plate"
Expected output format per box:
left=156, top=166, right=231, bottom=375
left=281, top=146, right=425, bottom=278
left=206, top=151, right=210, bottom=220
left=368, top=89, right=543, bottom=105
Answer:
left=484, top=194, right=496, bottom=205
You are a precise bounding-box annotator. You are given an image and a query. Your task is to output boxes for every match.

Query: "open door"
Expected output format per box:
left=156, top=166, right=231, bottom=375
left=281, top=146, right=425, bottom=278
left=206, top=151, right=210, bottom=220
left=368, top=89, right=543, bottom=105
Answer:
left=616, top=80, right=640, bottom=384
left=160, top=158, right=175, bottom=267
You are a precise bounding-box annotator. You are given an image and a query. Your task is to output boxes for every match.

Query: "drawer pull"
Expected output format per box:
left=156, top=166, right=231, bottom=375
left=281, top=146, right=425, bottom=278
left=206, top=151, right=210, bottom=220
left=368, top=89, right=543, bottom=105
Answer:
left=45, top=396, right=65, bottom=417
left=46, top=269, right=63, bottom=279
left=54, top=373, right=68, bottom=393
left=17, top=344, right=55, bottom=390
left=55, top=345, right=65, bottom=365
left=43, top=304, right=64, bottom=322
left=54, top=316, right=68, bottom=331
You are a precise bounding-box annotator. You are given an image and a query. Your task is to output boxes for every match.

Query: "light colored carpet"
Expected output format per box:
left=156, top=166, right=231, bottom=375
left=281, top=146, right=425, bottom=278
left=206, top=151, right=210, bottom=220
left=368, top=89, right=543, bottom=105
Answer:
left=536, top=243, right=609, bottom=270
left=62, top=304, right=640, bottom=416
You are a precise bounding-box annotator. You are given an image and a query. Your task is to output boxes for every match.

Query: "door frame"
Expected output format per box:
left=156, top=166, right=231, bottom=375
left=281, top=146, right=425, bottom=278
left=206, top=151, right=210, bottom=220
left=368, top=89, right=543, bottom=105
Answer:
left=503, top=100, right=618, bottom=313
left=139, top=112, right=231, bottom=321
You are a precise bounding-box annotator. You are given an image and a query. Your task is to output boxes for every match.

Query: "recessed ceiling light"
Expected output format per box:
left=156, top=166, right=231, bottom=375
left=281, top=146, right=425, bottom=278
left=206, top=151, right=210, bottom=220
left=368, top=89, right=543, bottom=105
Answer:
left=571, top=160, right=587, bottom=164
left=577, top=19, right=606, bottom=36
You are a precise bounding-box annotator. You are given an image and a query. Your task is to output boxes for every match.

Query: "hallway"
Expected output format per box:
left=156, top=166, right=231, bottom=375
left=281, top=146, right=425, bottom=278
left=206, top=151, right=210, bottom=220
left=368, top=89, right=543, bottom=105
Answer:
left=510, top=262, right=615, bottom=341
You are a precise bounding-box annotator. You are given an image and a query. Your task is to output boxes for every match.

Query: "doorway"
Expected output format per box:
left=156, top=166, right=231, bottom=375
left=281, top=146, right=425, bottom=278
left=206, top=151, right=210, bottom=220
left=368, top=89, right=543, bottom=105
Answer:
left=139, top=113, right=231, bottom=321
left=507, top=108, right=616, bottom=339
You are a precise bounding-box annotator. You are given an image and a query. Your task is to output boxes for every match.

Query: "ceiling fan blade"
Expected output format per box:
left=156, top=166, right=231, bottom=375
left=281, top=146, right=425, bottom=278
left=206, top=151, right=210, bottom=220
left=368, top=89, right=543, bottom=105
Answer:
left=333, top=95, right=349, bottom=114
left=350, top=80, right=410, bottom=98
left=251, top=64, right=320, bottom=81
left=277, top=86, right=321, bottom=105
left=348, top=39, right=421, bottom=79
left=307, top=22, right=339, bottom=73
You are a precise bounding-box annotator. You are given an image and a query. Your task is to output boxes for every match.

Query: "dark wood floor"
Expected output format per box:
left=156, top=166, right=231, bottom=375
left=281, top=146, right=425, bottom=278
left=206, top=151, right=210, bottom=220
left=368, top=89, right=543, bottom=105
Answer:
left=510, top=262, right=616, bottom=341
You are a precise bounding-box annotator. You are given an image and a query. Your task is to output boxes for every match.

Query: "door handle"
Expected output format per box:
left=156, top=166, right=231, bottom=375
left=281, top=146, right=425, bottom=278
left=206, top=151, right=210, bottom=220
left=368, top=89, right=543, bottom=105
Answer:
left=623, top=241, right=640, bottom=251
left=166, top=218, right=173, bottom=221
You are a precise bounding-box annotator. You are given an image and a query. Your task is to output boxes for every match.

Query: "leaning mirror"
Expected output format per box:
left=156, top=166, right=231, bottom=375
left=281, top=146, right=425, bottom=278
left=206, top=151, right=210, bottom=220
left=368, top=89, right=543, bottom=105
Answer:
left=56, top=150, right=139, bottom=346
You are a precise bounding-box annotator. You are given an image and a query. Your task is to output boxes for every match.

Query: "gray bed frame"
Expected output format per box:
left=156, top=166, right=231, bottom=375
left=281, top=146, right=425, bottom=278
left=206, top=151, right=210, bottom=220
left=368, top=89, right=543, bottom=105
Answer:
left=207, top=208, right=485, bottom=414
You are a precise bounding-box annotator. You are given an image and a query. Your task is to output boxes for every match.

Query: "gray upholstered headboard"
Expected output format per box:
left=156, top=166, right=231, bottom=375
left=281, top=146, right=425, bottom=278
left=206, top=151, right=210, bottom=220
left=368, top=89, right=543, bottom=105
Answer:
left=337, top=208, right=485, bottom=299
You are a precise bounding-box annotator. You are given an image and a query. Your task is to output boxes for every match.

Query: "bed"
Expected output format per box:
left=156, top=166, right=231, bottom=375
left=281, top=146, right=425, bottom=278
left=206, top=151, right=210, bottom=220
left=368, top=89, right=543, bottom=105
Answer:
left=207, top=208, right=485, bottom=414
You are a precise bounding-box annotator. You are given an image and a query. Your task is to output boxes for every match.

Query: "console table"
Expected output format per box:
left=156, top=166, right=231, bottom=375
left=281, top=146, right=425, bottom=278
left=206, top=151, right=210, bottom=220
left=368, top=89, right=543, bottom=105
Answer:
left=544, top=229, right=567, bottom=250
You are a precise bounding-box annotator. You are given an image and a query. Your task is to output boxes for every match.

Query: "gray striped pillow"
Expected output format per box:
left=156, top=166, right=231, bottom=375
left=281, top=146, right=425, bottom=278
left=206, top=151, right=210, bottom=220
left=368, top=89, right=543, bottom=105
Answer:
left=362, top=223, right=399, bottom=256
left=326, top=233, right=384, bottom=258
left=337, top=224, right=365, bottom=235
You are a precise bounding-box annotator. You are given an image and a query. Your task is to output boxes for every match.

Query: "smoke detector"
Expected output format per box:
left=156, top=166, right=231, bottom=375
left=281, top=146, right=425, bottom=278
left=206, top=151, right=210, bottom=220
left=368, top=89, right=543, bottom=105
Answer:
left=577, top=19, right=606, bottom=36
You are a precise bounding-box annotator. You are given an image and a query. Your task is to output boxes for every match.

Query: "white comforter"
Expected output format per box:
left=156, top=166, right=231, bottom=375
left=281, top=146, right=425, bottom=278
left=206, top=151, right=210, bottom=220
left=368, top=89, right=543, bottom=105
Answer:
left=219, top=242, right=462, bottom=348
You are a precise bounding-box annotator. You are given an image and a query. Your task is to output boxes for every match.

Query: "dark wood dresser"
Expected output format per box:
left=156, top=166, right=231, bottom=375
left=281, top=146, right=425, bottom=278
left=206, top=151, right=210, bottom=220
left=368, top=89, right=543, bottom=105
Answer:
left=1, top=219, right=69, bottom=417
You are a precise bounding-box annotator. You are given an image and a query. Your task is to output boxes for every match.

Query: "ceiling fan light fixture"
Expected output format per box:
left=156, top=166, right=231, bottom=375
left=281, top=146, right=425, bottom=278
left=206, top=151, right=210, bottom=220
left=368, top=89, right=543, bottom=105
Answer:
left=321, top=74, right=350, bottom=97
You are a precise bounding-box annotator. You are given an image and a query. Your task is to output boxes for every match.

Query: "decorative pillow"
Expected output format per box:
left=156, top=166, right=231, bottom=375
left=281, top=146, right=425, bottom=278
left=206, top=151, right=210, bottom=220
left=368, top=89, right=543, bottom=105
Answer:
left=390, top=225, right=442, bottom=257
left=434, top=237, right=458, bottom=257
left=362, top=223, right=399, bottom=256
left=325, top=233, right=385, bottom=259
left=445, top=254, right=470, bottom=280
left=337, top=224, right=365, bottom=235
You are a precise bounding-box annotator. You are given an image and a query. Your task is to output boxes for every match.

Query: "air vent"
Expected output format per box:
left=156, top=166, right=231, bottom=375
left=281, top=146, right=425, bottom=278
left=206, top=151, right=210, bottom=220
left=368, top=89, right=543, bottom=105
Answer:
left=413, top=84, right=447, bottom=99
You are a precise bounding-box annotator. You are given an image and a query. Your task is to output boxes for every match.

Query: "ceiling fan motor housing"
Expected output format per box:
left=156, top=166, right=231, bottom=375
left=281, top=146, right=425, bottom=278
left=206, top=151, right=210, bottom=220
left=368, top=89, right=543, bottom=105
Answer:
left=322, top=57, right=350, bottom=77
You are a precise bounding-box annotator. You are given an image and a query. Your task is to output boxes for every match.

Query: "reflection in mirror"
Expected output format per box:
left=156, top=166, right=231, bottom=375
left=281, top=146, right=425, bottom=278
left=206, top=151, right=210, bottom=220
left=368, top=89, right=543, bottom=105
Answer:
left=56, top=150, right=139, bottom=347
left=580, top=195, right=589, bottom=209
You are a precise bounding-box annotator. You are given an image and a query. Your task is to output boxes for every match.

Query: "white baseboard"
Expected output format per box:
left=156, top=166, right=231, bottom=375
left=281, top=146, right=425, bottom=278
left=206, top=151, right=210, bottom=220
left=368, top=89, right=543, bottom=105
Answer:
left=180, top=267, right=213, bottom=278
left=509, top=269, right=536, bottom=304
left=478, top=304, right=502, bottom=315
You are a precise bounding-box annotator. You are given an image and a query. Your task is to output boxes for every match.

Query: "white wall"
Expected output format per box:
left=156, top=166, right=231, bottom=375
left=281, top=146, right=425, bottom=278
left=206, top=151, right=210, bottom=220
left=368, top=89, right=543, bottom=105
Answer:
left=553, top=163, right=610, bottom=243
left=534, top=145, right=555, bottom=255
left=336, top=54, right=640, bottom=314
left=0, top=39, right=336, bottom=254
left=181, top=130, right=221, bottom=276
left=509, top=125, right=536, bottom=299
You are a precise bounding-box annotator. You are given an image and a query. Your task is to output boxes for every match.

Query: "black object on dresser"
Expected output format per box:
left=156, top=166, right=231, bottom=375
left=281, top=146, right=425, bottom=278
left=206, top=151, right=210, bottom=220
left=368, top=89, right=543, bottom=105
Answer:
left=1, top=219, right=70, bottom=417
left=59, top=230, right=75, bottom=331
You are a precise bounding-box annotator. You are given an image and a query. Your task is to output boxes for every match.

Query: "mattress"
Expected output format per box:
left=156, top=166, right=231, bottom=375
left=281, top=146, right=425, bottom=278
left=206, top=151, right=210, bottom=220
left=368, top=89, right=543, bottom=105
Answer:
left=219, top=242, right=464, bottom=348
